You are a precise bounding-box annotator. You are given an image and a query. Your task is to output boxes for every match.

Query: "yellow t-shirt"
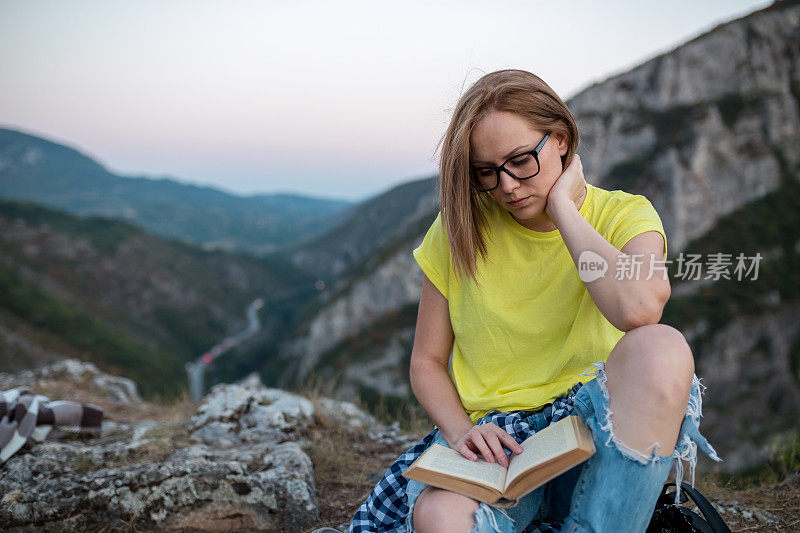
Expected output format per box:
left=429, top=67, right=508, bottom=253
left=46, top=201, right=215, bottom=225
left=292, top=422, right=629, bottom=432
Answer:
left=412, top=183, right=668, bottom=423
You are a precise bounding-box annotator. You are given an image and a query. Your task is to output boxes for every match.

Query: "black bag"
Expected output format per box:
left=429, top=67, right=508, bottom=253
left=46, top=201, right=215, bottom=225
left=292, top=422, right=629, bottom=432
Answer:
left=646, top=482, right=731, bottom=533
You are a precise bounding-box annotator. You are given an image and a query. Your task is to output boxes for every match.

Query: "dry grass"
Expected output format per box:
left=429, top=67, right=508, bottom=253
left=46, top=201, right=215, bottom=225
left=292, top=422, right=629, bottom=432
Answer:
left=292, top=373, right=434, bottom=435
left=299, top=384, right=800, bottom=532
left=301, top=406, right=428, bottom=532
left=302, top=438, right=800, bottom=532
left=696, top=474, right=800, bottom=531
left=293, top=376, right=436, bottom=530
left=28, top=377, right=197, bottom=426
left=26, top=376, right=197, bottom=471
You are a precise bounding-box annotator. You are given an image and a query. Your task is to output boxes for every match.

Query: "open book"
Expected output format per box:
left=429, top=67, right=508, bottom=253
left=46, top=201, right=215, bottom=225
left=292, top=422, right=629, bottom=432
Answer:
left=402, top=415, right=595, bottom=508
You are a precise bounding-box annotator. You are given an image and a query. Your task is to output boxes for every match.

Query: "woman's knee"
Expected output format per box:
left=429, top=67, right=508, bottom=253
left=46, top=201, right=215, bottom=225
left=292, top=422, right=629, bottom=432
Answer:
left=608, top=324, right=695, bottom=406
left=413, top=486, right=479, bottom=533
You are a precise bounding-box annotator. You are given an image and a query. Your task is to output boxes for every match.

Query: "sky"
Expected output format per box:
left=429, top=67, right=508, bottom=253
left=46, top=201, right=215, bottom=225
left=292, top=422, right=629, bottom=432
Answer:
left=0, top=0, right=771, bottom=202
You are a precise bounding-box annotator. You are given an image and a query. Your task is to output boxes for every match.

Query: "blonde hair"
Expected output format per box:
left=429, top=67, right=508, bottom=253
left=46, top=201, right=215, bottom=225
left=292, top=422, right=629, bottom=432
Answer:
left=435, top=69, right=579, bottom=284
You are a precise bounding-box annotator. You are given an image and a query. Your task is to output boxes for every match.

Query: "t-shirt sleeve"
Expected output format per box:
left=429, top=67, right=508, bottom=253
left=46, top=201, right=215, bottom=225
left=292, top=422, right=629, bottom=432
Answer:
left=412, top=212, right=451, bottom=299
left=608, top=195, right=668, bottom=257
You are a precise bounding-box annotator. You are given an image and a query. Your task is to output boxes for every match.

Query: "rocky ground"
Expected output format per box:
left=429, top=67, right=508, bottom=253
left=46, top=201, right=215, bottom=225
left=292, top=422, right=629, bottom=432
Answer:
left=0, top=360, right=797, bottom=532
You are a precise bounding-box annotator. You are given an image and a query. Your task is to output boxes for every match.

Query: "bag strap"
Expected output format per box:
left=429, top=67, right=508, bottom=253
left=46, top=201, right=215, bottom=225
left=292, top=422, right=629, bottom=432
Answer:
left=667, top=482, right=731, bottom=533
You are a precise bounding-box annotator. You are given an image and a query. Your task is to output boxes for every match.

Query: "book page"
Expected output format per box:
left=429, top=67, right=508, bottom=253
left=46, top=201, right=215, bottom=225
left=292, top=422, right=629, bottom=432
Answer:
left=504, top=416, right=578, bottom=489
left=414, top=444, right=508, bottom=490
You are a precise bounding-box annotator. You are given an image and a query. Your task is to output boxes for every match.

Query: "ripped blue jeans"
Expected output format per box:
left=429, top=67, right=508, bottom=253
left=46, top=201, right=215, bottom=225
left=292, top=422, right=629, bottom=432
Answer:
left=404, top=362, right=720, bottom=533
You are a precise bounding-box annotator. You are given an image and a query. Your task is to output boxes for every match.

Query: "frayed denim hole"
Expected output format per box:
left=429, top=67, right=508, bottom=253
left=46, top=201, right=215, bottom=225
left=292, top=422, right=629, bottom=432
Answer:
left=578, top=361, right=606, bottom=383
left=686, top=374, right=704, bottom=424
left=587, top=360, right=665, bottom=465
left=668, top=373, right=722, bottom=504
left=471, top=503, right=511, bottom=533
left=580, top=362, right=721, bottom=506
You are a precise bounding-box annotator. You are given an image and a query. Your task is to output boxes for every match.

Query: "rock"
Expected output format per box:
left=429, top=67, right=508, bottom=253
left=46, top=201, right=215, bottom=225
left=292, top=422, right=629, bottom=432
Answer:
left=188, top=382, right=315, bottom=447
left=780, top=472, right=800, bottom=485
left=368, top=421, right=419, bottom=449
left=698, top=305, right=800, bottom=472
left=316, top=397, right=379, bottom=430
left=752, top=508, right=780, bottom=524
left=0, top=439, right=318, bottom=531
left=0, top=373, right=321, bottom=531
left=281, top=250, right=423, bottom=387
left=0, top=358, right=142, bottom=404
left=0, top=356, right=431, bottom=531
left=713, top=501, right=780, bottom=524
left=236, top=371, right=263, bottom=389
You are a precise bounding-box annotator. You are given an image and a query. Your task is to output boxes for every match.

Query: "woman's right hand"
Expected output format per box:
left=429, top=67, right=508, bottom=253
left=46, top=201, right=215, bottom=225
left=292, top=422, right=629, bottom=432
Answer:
left=449, top=422, right=524, bottom=467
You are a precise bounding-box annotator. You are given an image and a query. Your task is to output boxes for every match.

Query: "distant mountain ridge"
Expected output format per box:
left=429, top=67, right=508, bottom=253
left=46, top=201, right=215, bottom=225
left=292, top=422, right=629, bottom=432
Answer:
left=0, top=128, right=353, bottom=255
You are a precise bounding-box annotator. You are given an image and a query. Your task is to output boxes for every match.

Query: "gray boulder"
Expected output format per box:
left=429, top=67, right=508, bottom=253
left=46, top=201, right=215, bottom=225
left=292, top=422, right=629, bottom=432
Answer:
left=0, top=362, right=321, bottom=531
left=0, top=359, right=141, bottom=405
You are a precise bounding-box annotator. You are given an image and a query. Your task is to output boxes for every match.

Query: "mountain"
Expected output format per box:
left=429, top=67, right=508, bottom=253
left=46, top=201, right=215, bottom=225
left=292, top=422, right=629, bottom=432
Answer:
left=0, top=197, right=317, bottom=398
left=275, top=0, right=800, bottom=472
left=0, top=128, right=353, bottom=255
left=567, top=0, right=800, bottom=252
left=289, top=177, right=439, bottom=284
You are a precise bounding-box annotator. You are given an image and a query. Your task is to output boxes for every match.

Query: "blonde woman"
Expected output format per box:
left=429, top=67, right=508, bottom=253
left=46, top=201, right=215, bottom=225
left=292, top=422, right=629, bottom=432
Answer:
left=347, top=69, right=719, bottom=533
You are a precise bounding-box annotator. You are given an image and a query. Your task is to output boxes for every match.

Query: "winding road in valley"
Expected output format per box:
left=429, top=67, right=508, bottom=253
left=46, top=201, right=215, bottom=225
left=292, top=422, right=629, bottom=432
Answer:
left=185, top=297, right=264, bottom=402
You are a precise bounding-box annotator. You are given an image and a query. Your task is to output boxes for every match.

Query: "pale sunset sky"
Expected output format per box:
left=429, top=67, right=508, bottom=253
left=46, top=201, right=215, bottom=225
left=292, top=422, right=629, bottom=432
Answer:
left=0, top=0, right=771, bottom=201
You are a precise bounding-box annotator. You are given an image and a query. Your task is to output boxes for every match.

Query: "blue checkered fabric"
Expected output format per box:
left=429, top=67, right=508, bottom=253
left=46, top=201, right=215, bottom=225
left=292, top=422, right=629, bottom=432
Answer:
left=346, top=383, right=584, bottom=533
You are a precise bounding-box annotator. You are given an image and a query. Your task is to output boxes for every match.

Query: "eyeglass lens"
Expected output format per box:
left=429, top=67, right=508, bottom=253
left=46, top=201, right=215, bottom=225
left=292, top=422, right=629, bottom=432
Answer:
left=472, top=153, right=540, bottom=191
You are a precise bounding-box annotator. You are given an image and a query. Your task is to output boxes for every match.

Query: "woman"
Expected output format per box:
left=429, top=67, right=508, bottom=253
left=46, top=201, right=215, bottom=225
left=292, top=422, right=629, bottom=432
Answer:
left=347, top=69, right=719, bottom=533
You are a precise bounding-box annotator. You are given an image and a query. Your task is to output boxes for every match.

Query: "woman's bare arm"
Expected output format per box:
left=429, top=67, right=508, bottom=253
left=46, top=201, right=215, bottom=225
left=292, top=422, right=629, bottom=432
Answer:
left=409, top=275, right=470, bottom=443
left=545, top=155, right=670, bottom=331
left=551, top=198, right=670, bottom=331
left=409, top=274, right=522, bottom=465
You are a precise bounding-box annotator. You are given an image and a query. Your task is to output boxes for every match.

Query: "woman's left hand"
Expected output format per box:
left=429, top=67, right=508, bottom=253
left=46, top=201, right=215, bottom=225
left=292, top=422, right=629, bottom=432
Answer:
left=545, top=153, right=587, bottom=218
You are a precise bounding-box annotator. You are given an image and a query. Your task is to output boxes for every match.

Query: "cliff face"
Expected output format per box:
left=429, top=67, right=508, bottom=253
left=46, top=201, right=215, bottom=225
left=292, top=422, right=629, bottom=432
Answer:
left=696, top=303, right=800, bottom=472
left=281, top=178, right=437, bottom=393
left=278, top=2, right=800, bottom=472
left=281, top=240, right=422, bottom=389
left=570, top=2, right=800, bottom=252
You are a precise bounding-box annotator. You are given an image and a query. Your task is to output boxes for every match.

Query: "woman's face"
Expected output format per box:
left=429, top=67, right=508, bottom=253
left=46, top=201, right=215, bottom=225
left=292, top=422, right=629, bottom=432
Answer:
left=469, top=110, right=568, bottom=231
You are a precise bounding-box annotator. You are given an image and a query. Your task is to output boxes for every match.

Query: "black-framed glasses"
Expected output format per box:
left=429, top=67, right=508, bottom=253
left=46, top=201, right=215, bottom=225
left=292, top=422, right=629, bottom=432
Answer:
left=469, top=131, right=551, bottom=192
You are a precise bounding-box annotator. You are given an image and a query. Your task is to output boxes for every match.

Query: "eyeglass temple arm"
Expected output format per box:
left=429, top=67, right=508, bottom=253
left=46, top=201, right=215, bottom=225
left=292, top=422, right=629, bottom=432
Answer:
left=534, top=131, right=551, bottom=153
